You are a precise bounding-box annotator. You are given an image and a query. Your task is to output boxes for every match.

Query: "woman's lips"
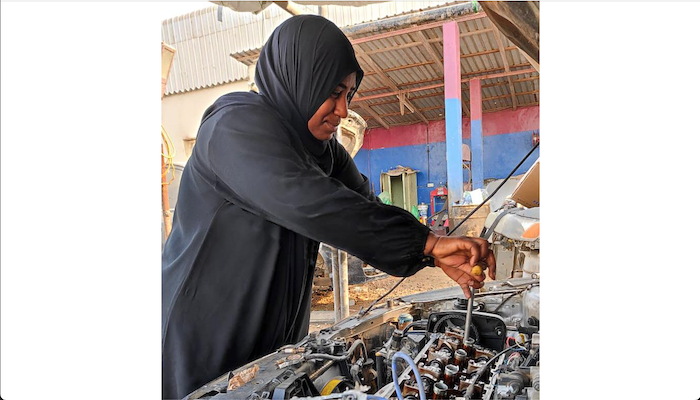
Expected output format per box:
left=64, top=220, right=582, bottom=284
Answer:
left=324, top=121, right=339, bottom=131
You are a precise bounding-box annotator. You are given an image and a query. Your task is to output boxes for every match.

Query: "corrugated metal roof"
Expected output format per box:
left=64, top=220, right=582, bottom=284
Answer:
left=323, top=1, right=457, bottom=27
left=345, top=10, right=539, bottom=128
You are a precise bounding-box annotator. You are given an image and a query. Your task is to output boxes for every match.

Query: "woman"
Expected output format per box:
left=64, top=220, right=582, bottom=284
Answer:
left=162, top=15, right=495, bottom=399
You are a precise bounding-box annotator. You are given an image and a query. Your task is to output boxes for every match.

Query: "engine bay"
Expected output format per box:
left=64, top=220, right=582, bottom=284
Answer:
left=185, top=277, right=540, bottom=400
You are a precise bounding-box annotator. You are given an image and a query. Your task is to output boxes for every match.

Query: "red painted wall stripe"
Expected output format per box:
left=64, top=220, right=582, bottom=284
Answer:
left=363, top=106, right=539, bottom=150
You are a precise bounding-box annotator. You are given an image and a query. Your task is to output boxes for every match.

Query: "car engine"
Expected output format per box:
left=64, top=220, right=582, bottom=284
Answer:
left=184, top=276, right=540, bottom=400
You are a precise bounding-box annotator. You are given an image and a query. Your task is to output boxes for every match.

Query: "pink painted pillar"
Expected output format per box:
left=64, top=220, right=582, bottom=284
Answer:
left=469, top=78, right=483, bottom=188
left=442, top=21, right=463, bottom=206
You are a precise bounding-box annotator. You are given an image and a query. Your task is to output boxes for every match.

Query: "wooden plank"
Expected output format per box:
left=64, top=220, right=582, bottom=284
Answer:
left=364, top=41, right=424, bottom=55
left=415, top=30, right=444, bottom=72
left=476, top=68, right=537, bottom=81
left=492, top=30, right=517, bottom=110
left=366, top=44, right=516, bottom=63
left=484, top=90, right=539, bottom=102
left=484, top=101, right=539, bottom=114
left=482, top=76, right=538, bottom=89
left=361, top=48, right=517, bottom=80
left=371, top=89, right=538, bottom=107
left=427, top=28, right=494, bottom=43
left=382, top=61, right=435, bottom=74
left=378, top=104, right=444, bottom=118
left=380, top=118, right=436, bottom=128
left=357, top=85, right=391, bottom=95
left=356, top=63, right=534, bottom=96
left=355, top=47, right=430, bottom=125
left=514, top=76, right=539, bottom=84
left=355, top=98, right=390, bottom=129
left=359, top=91, right=538, bottom=123
left=462, top=48, right=500, bottom=58
left=355, top=67, right=537, bottom=102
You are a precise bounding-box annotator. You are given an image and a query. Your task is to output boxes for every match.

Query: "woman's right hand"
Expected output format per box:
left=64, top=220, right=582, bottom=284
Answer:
left=424, top=233, right=496, bottom=298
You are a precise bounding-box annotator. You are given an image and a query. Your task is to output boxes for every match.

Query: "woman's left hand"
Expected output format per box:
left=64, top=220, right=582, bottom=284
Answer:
left=424, top=233, right=496, bottom=298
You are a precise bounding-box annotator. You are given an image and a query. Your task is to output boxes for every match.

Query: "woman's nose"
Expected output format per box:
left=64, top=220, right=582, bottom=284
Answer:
left=334, top=98, right=348, bottom=118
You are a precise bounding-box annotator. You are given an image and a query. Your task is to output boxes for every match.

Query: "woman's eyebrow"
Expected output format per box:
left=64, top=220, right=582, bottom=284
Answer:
left=337, top=83, right=356, bottom=91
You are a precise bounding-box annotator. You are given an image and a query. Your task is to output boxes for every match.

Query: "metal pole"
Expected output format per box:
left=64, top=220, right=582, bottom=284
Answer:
left=331, top=247, right=342, bottom=323
left=331, top=247, right=351, bottom=323
left=339, top=250, right=350, bottom=320
left=463, top=287, right=474, bottom=346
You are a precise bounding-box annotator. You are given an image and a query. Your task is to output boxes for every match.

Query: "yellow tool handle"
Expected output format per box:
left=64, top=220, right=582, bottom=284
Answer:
left=471, top=265, right=483, bottom=277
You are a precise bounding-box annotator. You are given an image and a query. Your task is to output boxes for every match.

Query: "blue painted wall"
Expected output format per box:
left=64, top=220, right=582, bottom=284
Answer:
left=353, top=130, right=539, bottom=214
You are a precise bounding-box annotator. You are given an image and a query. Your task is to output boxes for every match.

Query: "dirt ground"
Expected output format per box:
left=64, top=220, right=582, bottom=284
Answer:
left=309, top=266, right=458, bottom=332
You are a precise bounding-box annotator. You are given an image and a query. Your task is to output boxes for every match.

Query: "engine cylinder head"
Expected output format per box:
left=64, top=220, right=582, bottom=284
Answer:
left=433, top=381, right=449, bottom=399
left=434, top=347, right=452, bottom=365
left=444, top=364, right=459, bottom=387
left=454, top=349, right=468, bottom=369
left=421, top=375, right=435, bottom=397
left=428, top=358, right=445, bottom=372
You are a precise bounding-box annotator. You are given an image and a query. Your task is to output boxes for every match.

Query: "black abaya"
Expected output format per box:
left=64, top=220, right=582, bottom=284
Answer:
left=162, top=15, right=434, bottom=399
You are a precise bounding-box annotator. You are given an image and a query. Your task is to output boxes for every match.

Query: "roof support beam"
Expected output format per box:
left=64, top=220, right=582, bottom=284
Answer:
left=387, top=101, right=541, bottom=122
left=429, top=28, right=494, bottom=43
left=354, top=97, right=390, bottom=130
left=415, top=31, right=444, bottom=71
left=378, top=105, right=444, bottom=118
left=368, top=89, right=539, bottom=109
left=443, top=21, right=464, bottom=205
left=469, top=78, right=484, bottom=189
left=416, top=30, right=469, bottom=117
left=518, top=48, right=540, bottom=72
left=478, top=68, right=536, bottom=80
left=364, top=41, right=423, bottom=55
left=484, top=101, right=539, bottom=113
left=358, top=63, right=533, bottom=95
left=363, top=61, right=434, bottom=76
left=483, top=76, right=538, bottom=89
left=362, top=47, right=517, bottom=77
left=355, top=68, right=537, bottom=102
left=355, top=47, right=429, bottom=125
left=483, top=90, right=539, bottom=101
left=492, top=30, right=517, bottom=110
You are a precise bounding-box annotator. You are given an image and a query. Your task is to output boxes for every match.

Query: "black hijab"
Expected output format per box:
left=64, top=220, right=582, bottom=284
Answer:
left=254, top=15, right=364, bottom=164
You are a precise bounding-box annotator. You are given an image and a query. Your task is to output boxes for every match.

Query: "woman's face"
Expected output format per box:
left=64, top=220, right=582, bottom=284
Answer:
left=307, top=72, right=357, bottom=141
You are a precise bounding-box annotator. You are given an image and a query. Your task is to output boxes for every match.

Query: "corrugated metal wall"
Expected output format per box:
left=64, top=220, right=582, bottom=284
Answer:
left=162, top=1, right=461, bottom=96
left=162, top=5, right=314, bottom=95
